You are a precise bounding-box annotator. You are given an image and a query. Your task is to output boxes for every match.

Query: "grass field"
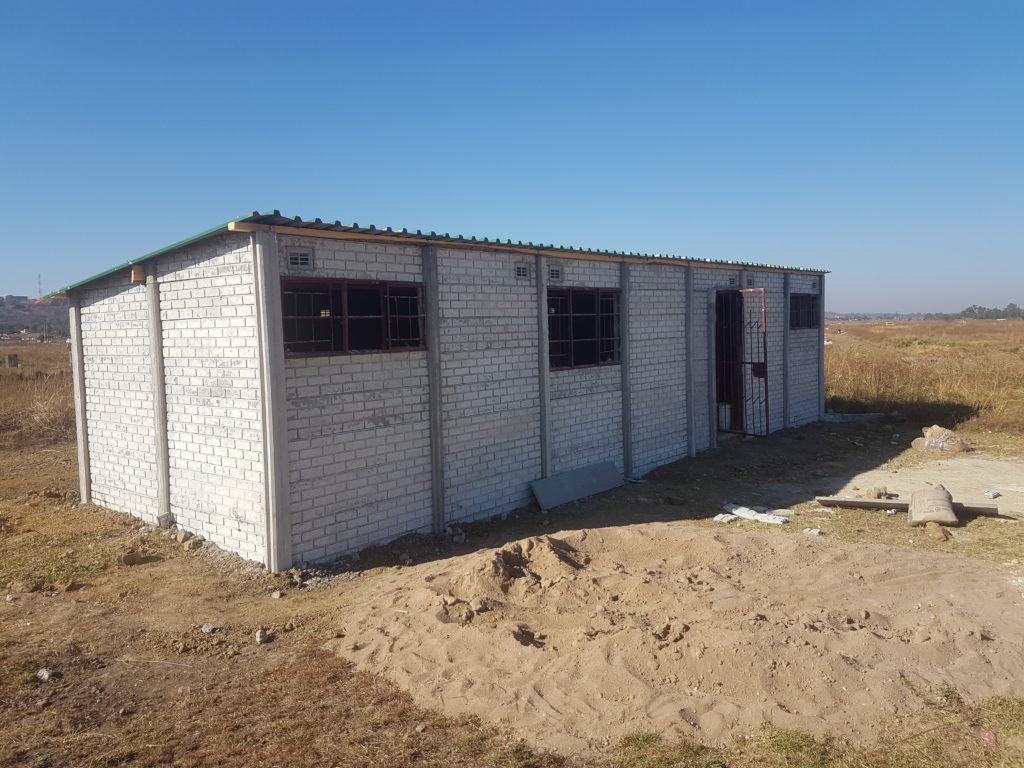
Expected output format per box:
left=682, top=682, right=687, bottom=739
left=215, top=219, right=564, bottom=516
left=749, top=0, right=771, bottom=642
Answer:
left=0, top=343, right=74, bottom=447
left=826, top=319, right=1024, bottom=437
left=2, top=327, right=1024, bottom=767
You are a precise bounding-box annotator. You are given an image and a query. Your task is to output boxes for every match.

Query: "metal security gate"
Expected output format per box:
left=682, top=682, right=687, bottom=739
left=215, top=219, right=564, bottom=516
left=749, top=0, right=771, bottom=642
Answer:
left=714, top=288, right=769, bottom=436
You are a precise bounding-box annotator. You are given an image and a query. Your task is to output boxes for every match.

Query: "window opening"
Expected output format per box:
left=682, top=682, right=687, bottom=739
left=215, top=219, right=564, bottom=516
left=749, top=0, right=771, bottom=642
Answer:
left=547, top=287, right=620, bottom=369
left=281, top=279, right=424, bottom=356
left=790, top=293, right=820, bottom=329
left=715, top=288, right=769, bottom=436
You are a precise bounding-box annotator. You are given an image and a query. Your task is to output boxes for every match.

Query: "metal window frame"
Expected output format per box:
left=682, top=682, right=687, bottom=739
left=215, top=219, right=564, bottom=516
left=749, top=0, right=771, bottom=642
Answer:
left=280, top=277, right=426, bottom=357
left=789, top=293, right=820, bottom=330
left=547, top=286, right=621, bottom=370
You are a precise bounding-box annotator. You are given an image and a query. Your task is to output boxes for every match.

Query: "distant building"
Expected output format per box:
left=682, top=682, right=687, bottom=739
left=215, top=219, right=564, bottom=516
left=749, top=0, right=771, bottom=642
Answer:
left=55, top=210, right=827, bottom=570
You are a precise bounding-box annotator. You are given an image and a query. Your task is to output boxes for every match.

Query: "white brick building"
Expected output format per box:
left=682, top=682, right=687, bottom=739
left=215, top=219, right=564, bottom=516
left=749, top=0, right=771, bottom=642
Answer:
left=57, top=211, right=827, bottom=570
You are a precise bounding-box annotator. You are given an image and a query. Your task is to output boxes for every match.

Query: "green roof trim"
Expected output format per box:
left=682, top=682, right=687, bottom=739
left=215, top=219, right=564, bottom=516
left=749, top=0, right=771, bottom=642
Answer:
left=45, top=212, right=267, bottom=297
left=49, top=208, right=827, bottom=296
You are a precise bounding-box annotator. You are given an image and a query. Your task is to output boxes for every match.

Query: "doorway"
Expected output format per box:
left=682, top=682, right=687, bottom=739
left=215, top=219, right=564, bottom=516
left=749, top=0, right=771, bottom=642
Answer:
left=714, top=288, right=769, bottom=436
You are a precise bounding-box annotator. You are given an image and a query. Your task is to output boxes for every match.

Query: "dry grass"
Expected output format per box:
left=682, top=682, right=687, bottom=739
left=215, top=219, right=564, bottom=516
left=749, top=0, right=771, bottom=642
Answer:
left=0, top=343, right=74, bottom=447
left=612, top=693, right=1024, bottom=768
left=3, top=326, right=1024, bottom=767
left=826, top=320, right=1024, bottom=434
left=3, top=433, right=1023, bottom=767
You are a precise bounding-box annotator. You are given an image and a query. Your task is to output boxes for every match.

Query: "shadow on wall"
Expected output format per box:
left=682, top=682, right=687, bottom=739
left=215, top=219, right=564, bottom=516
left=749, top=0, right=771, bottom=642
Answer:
left=334, top=416, right=926, bottom=574
left=827, top=398, right=978, bottom=432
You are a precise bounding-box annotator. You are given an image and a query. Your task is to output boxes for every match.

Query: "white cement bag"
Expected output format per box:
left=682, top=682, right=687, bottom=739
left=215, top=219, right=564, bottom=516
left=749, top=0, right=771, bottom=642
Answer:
left=907, top=485, right=958, bottom=527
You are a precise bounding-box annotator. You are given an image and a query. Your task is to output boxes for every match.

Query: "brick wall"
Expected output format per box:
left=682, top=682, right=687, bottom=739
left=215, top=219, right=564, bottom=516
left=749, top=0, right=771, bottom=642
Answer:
left=279, top=236, right=432, bottom=564
left=787, top=273, right=823, bottom=427
left=627, top=263, right=688, bottom=477
left=77, top=234, right=268, bottom=563
left=549, top=258, right=624, bottom=475
left=76, top=226, right=824, bottom=567
left=79, top=278, right=157, bottom=520
left=285, top=353, right=431, bottom=563
left=436, top=248, right=541, bottom=523
left=157, top=234, right=266, bottom=561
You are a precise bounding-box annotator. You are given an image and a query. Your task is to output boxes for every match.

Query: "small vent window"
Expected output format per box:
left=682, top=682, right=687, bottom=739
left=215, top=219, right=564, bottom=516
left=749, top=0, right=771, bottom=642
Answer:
left=746, top=277, right=754, bottom=287
left=288, top=250, right=313, bottom=268
left=548, top=266, right=563, bottom=282
left=728, top=276, right=737, bottom=286
left=515, top=264, right=530, bottom=279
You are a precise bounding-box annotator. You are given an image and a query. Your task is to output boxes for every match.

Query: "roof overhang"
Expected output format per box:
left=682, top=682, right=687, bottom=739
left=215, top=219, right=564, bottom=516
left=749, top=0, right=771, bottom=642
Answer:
left=46, top=217, right=248, bottom=298
left=48, top=209, right=829, bottom=297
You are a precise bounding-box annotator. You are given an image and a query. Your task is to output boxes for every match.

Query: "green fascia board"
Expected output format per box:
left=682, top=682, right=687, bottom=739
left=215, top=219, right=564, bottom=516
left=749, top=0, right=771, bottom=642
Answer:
left=44, top=212, right=271, bottom=298
left=47, top=209, right=829, bottom=298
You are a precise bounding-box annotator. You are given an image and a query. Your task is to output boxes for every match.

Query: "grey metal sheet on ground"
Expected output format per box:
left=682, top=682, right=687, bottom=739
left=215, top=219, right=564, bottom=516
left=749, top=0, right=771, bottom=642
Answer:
left=530, top=462, right=623, bottom=510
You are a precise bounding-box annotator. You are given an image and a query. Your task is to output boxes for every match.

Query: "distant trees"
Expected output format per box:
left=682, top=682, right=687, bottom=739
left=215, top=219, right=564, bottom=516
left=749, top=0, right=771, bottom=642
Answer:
left=923, top=303, right=1024, bottom=321
left=0, top=299, right=70, bottom=336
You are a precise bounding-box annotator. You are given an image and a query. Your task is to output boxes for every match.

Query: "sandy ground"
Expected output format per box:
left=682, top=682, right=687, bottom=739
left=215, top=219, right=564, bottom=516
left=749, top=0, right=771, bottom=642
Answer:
left=4, top=426, right=1024, bottom=765
left=332, top=454, right=1024, bottom=754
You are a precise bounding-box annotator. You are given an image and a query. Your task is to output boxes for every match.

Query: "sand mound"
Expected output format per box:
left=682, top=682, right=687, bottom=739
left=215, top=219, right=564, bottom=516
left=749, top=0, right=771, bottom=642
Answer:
left=330, top=523, right=1024, bottom=753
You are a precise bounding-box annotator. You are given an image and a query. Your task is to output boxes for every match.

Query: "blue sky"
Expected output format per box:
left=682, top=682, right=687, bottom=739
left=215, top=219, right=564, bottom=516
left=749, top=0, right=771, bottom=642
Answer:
left=1, top=0, right=1020, bottom=313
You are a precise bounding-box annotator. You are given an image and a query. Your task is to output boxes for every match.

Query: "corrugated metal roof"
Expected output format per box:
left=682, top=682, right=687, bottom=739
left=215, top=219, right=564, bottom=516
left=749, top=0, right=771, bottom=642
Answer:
left=241, top=211, right=828, bottom=272
left=49, top=209, right=827, bottom=296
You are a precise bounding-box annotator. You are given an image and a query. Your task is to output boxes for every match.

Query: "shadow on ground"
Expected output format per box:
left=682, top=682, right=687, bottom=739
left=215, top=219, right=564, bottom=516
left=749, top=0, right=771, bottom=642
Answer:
left=827, top=398, right=978, bottom=431
left=341, top=416, right=921, bottom=573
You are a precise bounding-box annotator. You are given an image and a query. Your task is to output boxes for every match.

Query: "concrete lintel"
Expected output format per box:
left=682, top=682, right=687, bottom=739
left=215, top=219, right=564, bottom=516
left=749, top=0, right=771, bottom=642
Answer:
left=252, top=231, right=291, bottom=571
left=68, top=296, right=91, bottom=505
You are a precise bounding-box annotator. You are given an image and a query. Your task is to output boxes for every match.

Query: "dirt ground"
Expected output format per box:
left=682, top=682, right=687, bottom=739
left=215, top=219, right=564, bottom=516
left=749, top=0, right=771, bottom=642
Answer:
left=2, top=420, right=1024, bottom=767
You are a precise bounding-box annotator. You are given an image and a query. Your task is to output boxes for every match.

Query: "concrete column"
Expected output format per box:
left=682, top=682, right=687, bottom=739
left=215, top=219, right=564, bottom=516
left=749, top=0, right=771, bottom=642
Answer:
left=252, top=231, right=291, bottom=571
left=423, top=246, right=446, bottom=533
left=707, top=288, right=719, bottom=451
left=685, top=266, right=696, bottom=457
left=68, top=296, right=91, bottom=505
left=818, top=274, right=826, bottom=420
left=536, top=255, right=551, bottom=478
left=782, top=273, right=791, bottom=429
left=145, top=267, right=171, bottom=526
left=619, top=262, right=632, bottom=479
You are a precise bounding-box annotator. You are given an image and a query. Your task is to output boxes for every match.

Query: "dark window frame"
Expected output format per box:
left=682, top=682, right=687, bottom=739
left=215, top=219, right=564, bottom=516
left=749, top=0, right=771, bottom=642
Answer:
left=281, top=278, right=426, bottom=357
left=547, top=287, right=621, bottom=370
left=790, top=293, right=821, bottom=330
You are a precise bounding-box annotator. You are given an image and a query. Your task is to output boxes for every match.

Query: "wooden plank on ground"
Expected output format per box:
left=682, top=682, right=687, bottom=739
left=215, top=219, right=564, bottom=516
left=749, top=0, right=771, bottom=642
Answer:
left=815, top=496, right=1000, bottom=514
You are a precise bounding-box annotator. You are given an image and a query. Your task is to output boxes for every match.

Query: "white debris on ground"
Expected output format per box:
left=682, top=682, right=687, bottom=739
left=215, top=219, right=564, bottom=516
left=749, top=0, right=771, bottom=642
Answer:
left=723, top=504, right=791, bottom=524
